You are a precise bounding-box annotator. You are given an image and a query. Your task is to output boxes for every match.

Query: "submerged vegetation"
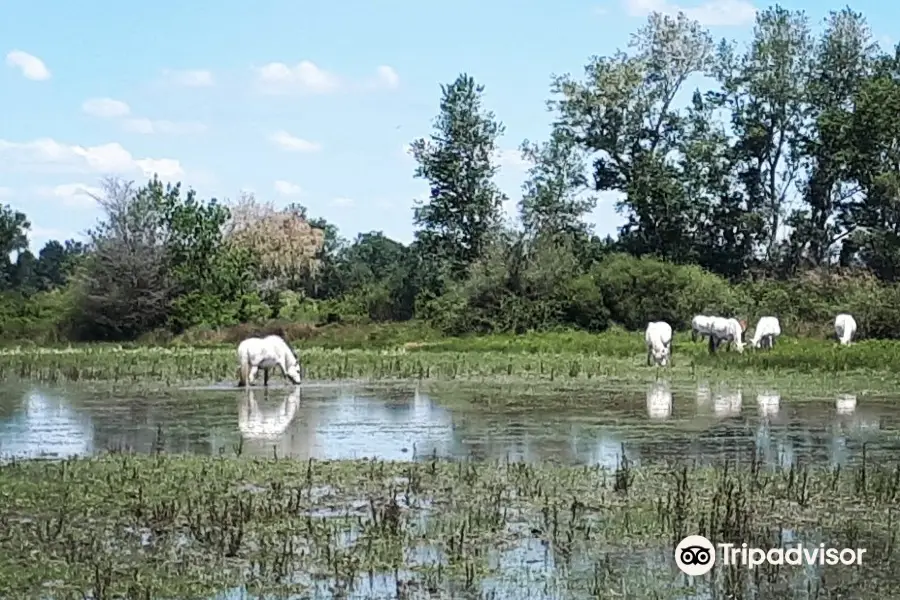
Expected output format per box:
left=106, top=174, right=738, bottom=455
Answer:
left=0, top=452, right=896, bottom=598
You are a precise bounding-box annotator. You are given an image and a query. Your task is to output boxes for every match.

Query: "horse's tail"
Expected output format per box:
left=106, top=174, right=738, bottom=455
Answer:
left=237, top=352, right=250, bottom=387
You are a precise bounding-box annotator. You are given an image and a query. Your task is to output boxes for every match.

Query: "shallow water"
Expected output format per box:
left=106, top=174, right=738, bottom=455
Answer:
left=0, top=378, right=894, bottom=599
left=0, top=379, right=897, bottom=470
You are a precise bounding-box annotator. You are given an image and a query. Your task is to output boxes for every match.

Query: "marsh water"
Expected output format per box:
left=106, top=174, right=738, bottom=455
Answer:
left=1, top=379, right=897, bottom=599
left=0, top=380, right=894, bottom=469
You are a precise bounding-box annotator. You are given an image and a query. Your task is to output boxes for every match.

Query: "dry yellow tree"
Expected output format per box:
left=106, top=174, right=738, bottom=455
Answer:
left=223, top=192, right=325, bottom=290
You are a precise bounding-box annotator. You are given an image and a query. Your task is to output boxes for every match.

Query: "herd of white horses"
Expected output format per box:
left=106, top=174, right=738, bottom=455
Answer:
left=232, top=313, right=862, bottom=386
left=644, top=313, right=859, bottom=367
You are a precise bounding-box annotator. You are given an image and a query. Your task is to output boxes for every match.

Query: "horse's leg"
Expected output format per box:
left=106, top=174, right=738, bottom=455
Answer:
left=248, top=366, right=259, bottom=385
left=691, top=330, right=697, bottom=342
left=647, top=349, right=652, bottom=366
left=708, top=336, right=716, bottom=354
left=263, top=368, right=270, bottom=387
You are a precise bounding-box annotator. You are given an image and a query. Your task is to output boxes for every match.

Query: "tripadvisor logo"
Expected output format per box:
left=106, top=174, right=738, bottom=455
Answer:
left=675, top=535, right=866, bottom=576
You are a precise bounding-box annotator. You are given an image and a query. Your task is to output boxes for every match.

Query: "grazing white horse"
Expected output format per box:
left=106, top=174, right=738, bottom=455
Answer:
left=750, top=316, right=781, bottom=350
left=238, top=387, right=301, bottom=440
left=237, top=335, right=303, bottom=387
left=708, top=317, right=746, bottom=354
left=646, top=381, right=673, bottom=420
left=645, top=321, right=673, bottom=366
left=834, top=313, right=857, bottom=346
left=691, top=315, right=714, bottom=342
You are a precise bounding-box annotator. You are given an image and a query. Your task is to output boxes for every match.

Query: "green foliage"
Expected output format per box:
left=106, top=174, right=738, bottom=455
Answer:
left=411, top=73, right=507, bottom=284
left=9, top=6, right=900, bottom=345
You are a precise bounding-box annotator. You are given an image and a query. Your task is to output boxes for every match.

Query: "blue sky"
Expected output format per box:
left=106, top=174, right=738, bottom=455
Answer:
left=1, top=0, right=896, bottom=252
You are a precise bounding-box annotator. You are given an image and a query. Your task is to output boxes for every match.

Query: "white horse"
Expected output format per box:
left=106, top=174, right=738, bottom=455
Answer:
left=238, top=387, right=301, bottom=440
left=645, top=321, right=673, bottom=366
left=236, top=335, right=303, bottom=387
left=750, top=316, right=781, bottom=350
left=708, top=317, right=746, bottom=354
left=834, top=313, right=857, bottom=346
left=691, top=315, right=714, bottom=342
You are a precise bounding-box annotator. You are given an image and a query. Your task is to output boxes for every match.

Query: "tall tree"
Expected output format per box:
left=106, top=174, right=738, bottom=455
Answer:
left=711, top=6, right=813, bottom=262
left=75, top=178, right=172, bottom=340
left=845, top=50, right=900, bottom=280
left=0, top=204, right=30, bottom=290
left=519, top=126, right=596, bottom=239
left=551, top=12, right=716, bottom=262
left=410, top=73, right=507, bottom=284
left=786, top=8, right=877, bottom=269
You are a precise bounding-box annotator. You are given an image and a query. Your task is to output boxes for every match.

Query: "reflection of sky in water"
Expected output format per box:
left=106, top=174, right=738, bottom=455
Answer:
left=571, top=428, right=632, bottom=470
left=306, top=388, right=456, bottom=461
left=0, top=391, right=94, bottom=458
left=0, top=383, right=897, bottom=471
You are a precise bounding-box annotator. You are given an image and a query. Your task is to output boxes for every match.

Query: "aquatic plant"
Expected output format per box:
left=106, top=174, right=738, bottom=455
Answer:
left=3, top=330, right=900, bottom=385
left=0, top=451, right=897, bottom=598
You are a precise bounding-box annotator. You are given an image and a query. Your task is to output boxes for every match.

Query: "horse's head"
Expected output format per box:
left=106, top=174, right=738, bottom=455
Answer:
left=285, top=347, right=303, bottom=384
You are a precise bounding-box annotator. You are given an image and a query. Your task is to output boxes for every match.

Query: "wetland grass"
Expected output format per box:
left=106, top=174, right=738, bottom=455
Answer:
left=1, top=450, right=899, bottom=598
left=4, top=329, right=900, bottom=385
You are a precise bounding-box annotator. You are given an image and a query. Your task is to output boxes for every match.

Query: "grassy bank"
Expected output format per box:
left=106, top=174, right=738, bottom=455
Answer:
left=0, top=452, right=895, bottom=598
left=4, top=325, right=900, bottom=384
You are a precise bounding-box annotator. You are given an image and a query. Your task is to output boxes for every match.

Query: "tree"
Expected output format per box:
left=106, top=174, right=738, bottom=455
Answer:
left=519, top=126, right=596, bottom=239
left=844, top=51, right=900, bottom=280
left=410, top=73, right=507, bottom=285
left=710, top=6, right=813, bottom=264
left=0, top=204, right=31, bottom=290
left=552, top=12, right=716, bottom=263
left=74, top=177, right=173, bottom=340
left=787, top=8, right=877, bottom=269
left=33, top=239, right=85, bottom=291
left=224, top=193, right=325, bottom=292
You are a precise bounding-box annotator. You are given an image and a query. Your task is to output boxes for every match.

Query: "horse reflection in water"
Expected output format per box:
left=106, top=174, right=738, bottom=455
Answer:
left=833, top=393, right=880, bottom=436
left=753, top=391, right=793, bottom=469
left=237, top=387, right=302, bottom=443
left=646, top=381, right=672, bottom=420
left=713, top=386, right=743, bottom=418
left=756, top=391, right=780, bottom=419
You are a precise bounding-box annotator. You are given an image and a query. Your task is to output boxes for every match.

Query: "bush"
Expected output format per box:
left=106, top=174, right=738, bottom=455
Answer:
left=592, top=253, right=748, bottom=331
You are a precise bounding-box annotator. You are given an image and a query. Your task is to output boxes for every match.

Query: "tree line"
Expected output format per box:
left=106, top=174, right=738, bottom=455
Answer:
left=5, top=4, right=900, bottom=344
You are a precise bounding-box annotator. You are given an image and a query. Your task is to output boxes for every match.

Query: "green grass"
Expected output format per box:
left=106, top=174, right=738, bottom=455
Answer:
left=3, top=326, right=900, bottom=385
left=0, top=451, right=896, bottom=598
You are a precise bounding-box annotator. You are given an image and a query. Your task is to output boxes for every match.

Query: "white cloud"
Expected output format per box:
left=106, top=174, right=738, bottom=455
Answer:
left=256, top=60, right=340, bottom=94
left=494, top=148, right=531, bottom=170
left=274, top=180, right=303, bottom=196
left=0, top=137, right=184, bottom=180
left=31, top=226, right=70, bottom=241
left=122, top=118, right=207, bottom=135
left=0, top=187, right=11, bottom=198
left=162, top=69, right=214, bottom=87
left=5, top=50, right=51, bottom=81
left=332, top=197, right=354, bottom=207
left=82, top=97, right=131, bottom=118
left=38, top=183, right=103, bottom=208
left=268, top=131, right=321, bottom=153
left=624, top=0, right=757, bottom=26
left=374, top=65, right=399, bottom=89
